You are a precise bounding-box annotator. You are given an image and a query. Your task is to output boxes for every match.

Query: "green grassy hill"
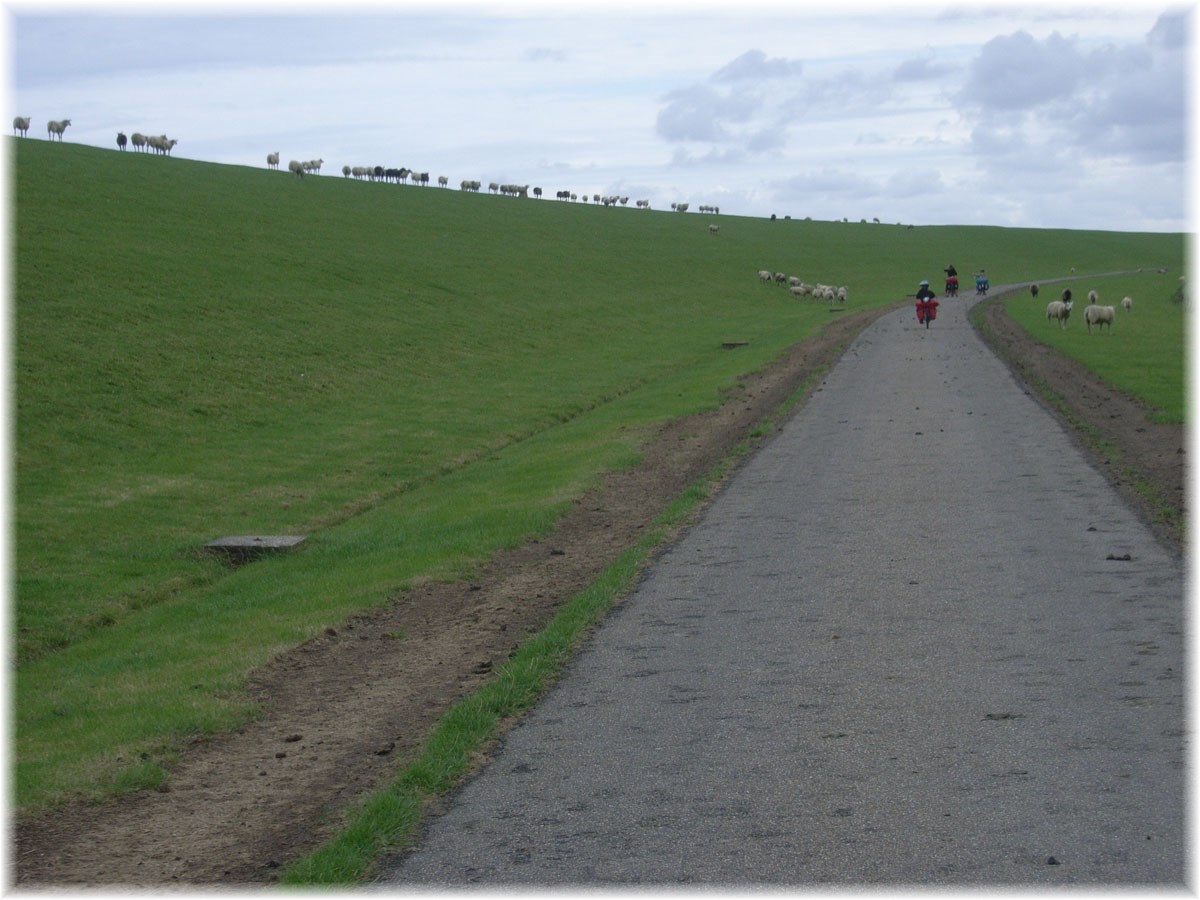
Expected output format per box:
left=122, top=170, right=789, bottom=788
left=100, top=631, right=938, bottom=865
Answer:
left=12, top=138, right=1186, bottom=812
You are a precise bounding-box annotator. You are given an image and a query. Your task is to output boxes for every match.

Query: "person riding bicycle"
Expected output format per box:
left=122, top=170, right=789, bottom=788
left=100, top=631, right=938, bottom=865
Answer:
left=915, top=280, right=939, bottom=327
left=975, top=269, right=989, bottom=294
left=944, top=264, right=958, bottom=296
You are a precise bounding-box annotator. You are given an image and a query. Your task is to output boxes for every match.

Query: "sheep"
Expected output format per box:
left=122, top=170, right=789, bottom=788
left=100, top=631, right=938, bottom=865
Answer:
left=1122, top=295, right=1133, bottom=312
left=789, top=285, right=807, bottom=298
left=288, top=159, right=305, bottom=177
left=438, top=175, right=449, bottom=188
left=1087, top=289, right=1099, bottom=305
left=46, top=119, right=70, bottom=141
left=267, top=152, right=280, bottom=170
left=131, top=132, right=147, bottom=152
left=836, top=286, right=848, bottom=303
left=757, top=269, right=772, bottom=284
left=1030, top=283, right=1039, bottom=298
left=116, top=132, right=127, bottom=151
left=13, top=116, right=30, bottom=137
left=1084, top=302, right=1115, bottom=334
left=708, top=224, right=720, bottom=235
left=343, top=165, right=352, bottom=177
left=1046, top=299, right=1073, bottom=329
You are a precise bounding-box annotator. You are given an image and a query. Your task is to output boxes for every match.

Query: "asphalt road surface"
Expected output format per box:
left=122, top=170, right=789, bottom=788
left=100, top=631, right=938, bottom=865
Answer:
left=380, top=294, right=1186, bottom=887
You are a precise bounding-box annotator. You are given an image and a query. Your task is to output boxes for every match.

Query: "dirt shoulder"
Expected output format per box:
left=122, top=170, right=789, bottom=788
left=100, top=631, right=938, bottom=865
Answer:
left=975, top=294, right=1185, bottom=553
left=14, top=297, right=1184, bottom=885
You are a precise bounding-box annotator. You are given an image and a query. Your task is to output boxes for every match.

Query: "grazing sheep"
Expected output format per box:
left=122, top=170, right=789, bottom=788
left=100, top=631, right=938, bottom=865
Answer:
left=116, top=132, right=127, bottom=151
left=1030, top=283, right=1039, bottom=298
left=46, top=119, right=71, bottom=141
left=836, top=286, right=848, bottom=303
left=1084, top=303, right=1115, bottom=334
left=1046, top=299, right=1073, bottom=329
left=789, top=285, right=807, bottom=298
left=288, top=159, right=305, bottom=177
left=12, top=116, right=30, bottom=137
left=708, top=224, right=720, bottom=235
left=757, top=269, right=772, bottom=284
left=267, top=152, right=280, bottom=170
left=1122, top=295, right=1133, bottom=312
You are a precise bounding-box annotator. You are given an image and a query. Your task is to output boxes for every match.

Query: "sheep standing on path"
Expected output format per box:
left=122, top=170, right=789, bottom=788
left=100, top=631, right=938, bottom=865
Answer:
left=46, top=119, right=70, bottom=141
left=13, top=117, right=30, bottom=137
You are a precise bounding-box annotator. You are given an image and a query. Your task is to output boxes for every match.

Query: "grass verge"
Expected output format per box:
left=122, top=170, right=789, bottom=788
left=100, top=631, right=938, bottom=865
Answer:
left=281, top=459, right=732, bottom=885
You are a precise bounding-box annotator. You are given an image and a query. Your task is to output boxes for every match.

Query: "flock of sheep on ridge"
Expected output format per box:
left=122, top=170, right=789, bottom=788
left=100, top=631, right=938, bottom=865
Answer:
left=14, top=115, right=1174, bottom=322
left=12, top=115, right=719, bottom=216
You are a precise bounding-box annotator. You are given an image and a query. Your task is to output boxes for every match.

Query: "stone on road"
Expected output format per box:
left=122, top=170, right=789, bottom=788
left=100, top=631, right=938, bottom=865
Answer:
left=381, top=297, right=1185, bottom=886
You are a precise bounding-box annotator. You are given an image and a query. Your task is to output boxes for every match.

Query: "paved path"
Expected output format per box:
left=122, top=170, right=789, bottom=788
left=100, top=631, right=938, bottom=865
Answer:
left=380, top=295, right=1186, bottom=887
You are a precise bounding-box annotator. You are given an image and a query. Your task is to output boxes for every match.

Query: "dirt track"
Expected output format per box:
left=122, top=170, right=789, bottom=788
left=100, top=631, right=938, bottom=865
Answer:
left=14, top=289, right=1184, bottom=885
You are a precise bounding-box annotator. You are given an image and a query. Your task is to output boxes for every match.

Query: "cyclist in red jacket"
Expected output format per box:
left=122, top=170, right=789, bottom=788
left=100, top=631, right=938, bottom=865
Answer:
left=915, top=280, right=939, bottom=328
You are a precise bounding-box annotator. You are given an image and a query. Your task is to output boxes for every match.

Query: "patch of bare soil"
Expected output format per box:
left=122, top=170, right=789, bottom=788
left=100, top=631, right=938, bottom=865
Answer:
left=14, top=298, right=1184, bottom=886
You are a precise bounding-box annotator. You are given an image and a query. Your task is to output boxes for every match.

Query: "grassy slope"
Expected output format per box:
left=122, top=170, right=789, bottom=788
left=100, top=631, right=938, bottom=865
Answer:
left=1001, top=274, right=1186, bottom=422
left=13, top=139, right=1186, bottom=811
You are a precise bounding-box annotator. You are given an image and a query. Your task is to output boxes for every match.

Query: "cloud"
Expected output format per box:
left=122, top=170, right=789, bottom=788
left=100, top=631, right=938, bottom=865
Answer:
left=957, top=13, right=1186, bottom=171
left=523, top=47, right=566, bottom=63
left=958, top=30, right=1083, bottom=113
left=892, top=55, right=955, bottom=82
left=712, top=49, right=803, bottom=82
left=656, top=83, right=759, bottom=143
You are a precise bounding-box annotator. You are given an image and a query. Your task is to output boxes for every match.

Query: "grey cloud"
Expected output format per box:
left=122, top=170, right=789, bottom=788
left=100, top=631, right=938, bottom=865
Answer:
left=959, top=14, right=1185, bottom=168
left=959, top=30, right=1083, bottom=112
left=1148, top=9, right=1187, bottom=50
left=893, top=56, right=954, bottom=82
left=713, top=49, right=804, bottom=82
left=656, top=83, right=761, bottom=143
left=524, top=47, right=567, bottom=63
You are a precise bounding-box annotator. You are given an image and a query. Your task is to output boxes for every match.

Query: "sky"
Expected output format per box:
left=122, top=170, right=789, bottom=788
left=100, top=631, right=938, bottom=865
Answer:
left=4, top=1, right=1193, bottom=232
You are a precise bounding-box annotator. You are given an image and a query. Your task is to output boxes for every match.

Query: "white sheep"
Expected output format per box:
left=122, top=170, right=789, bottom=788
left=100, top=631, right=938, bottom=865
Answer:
left=836, top=286, right=848, bottom=303
left=1046, top=299, right=1073, bottom=329
left=131, top=132, right=147, bottom=152
left=1084, top=303, right=1115, bottom=334
left=1087, top=289, right=1099, bottom=305
left=46, top=119, right=70, bottom=141
left=267, top=152, right=280, bottom=170
left=1122, top=296, right=1133, bottom=312
left=758, top=269, right=772, bottom=283
left=288, top=159, right=305, bottom=177
left=789, top=285, right=807, bottom=298
left=12, top=116, right=30, bottom=137
left=708, top=224, right=720, bottom=235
